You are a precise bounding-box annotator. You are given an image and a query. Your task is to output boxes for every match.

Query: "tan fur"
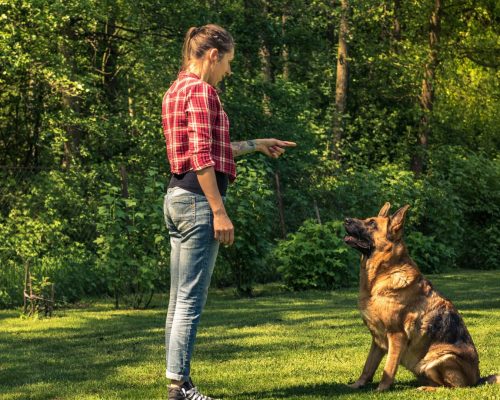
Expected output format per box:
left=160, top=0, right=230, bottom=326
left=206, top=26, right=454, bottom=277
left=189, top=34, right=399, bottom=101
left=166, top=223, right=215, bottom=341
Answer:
left=344, top=203, right=496, bottom=391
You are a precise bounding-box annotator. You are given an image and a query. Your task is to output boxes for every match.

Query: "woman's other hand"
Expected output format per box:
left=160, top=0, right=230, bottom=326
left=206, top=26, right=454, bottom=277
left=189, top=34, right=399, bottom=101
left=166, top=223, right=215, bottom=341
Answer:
left=213, top=209, right=234, bottom=246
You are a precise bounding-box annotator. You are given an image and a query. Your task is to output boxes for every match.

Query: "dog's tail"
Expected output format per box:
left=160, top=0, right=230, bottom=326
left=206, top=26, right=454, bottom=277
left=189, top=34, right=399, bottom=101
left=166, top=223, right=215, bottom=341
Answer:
left=477, top=374, right=500, bottom=385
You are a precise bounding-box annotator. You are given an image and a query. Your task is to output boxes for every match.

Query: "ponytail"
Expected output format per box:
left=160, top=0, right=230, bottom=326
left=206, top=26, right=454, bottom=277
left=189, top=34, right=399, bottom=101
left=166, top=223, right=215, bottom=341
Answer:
left=181, top=27, right=198, bottom=70
left=181, top=24, right=234, bottom=70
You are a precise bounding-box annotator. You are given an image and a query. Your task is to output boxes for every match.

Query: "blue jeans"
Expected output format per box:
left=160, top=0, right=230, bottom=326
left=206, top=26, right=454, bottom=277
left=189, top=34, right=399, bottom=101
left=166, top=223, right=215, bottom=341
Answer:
left=163, top=187, right=220, bottom=381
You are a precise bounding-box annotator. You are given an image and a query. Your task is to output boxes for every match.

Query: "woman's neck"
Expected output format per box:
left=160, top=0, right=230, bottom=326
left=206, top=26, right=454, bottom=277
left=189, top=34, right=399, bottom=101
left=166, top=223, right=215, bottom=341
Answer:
left=186, top=60, right=212, bottom=84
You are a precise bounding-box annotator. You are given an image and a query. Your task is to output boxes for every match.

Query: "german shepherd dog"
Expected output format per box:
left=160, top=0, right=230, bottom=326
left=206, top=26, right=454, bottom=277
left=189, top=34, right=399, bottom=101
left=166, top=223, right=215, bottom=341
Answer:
left=344, top=202, right=498, bottom=391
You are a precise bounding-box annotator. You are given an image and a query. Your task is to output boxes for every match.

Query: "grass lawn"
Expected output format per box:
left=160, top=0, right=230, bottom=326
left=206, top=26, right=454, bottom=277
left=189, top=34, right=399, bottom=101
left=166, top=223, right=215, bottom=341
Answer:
left=1, top=270, right=499, bottom=400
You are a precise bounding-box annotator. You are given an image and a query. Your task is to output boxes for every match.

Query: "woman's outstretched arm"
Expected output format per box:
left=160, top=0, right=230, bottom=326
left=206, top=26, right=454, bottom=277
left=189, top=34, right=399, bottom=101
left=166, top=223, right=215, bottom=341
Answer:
left=231, top=138, right=296, bottom=158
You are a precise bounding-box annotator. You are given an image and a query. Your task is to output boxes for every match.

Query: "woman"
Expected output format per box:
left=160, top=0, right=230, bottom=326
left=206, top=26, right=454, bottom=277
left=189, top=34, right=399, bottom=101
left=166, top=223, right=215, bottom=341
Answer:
left=162, top=24, right=296, bottom=400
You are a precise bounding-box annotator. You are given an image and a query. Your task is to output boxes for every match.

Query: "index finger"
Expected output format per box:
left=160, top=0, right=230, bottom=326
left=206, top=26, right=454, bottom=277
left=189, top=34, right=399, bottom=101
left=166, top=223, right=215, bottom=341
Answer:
left=277, top=140, right=297, bottom=147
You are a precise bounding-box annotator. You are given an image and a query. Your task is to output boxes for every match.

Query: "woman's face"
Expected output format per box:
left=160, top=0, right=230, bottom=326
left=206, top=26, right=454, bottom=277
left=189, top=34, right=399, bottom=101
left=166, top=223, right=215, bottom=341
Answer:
left=209, top=48, right=234, bottom=86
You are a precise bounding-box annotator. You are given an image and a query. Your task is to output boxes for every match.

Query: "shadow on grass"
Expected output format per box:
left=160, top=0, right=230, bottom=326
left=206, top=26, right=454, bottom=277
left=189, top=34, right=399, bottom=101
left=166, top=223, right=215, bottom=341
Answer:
left=0, top=292, right=364, bottom=398
left=0, top=270, right=498, bottom=399
left=238, top=380, right=424, bottom=399
left=0, top=311, right=166, bottom=398
left=0, top=310, right=17, bottom=321
left=424, top=271, right=500, bottom=310
left=241, top=381, right=358, bottom=399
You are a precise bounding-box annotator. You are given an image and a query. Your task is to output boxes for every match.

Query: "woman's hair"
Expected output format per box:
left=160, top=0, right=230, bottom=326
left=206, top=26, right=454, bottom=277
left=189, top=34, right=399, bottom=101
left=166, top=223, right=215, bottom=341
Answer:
left=181, top=24, right=234, bottom=70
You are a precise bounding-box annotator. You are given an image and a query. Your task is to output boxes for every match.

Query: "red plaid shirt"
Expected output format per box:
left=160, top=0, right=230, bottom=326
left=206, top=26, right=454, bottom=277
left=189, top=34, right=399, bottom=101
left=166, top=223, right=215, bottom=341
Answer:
left=162, top=71, right=236, bottom=182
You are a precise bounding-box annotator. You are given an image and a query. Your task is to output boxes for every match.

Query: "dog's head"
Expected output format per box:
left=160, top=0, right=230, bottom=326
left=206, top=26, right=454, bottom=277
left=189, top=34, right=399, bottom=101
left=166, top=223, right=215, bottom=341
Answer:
left=343, top=202, right=410, bottom=256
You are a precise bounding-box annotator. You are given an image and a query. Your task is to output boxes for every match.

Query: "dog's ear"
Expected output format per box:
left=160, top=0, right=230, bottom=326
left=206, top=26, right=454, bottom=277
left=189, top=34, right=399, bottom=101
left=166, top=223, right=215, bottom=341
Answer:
left=389, top=205, right=410, bottom=239
left=378, top=202, right=391, bottom=217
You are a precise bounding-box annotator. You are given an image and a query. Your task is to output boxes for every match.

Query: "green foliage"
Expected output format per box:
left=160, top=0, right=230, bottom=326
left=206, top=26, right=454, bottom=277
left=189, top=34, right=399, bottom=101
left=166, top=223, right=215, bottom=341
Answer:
left=0, top=0, right=498, bottom=308
left=426, top=147, right=500, bottom=270
left=275, top=220, right=358, bottom=291
left=310, top=164, right=426, bottom=229
left=308, top=163, right=464, bottom=273
left=0, top=208, right=95, bottom=307
left=405, top=232, right=454, bottom=274
left=215, top=159, right=276, bottom=295
left=0, top=169, right=96, bottom=308
left=95, top=166, right=169, bottom=308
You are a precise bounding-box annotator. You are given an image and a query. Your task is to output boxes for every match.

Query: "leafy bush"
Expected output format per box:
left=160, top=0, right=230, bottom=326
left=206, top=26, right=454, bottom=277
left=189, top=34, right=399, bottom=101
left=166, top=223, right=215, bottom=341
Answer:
left=214, top=158, right=276, bottom=295
left=426, top=147, right=500, bottom=269
left=0, top=208, right=95, bottom=308
left=274, top=220, right=358, bottom=291
left=305, top=164, right=425, bottom=229
left=405, top=231, right=454, bottom=274
left=308, top=163, right=467, bottom=272
left=95, top=166, right=169, bottom=308
left=0, top=169, right=97, bottom=308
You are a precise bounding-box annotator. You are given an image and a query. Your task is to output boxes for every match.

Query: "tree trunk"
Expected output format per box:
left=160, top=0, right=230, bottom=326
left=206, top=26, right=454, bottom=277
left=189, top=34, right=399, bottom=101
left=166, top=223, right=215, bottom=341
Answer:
left=332, top=0, right=349, bottom=161
left=412, top=0, right=442, bottom=176
left=119, top=164, right=129, bottom=199
left=102, top=15, right=119, bottom=105
left=127, top=77, right=135, bottom=119
left=282, top=10, right=289, bottom=80
left=23, top=262, right=29, bottom=314
left=60, top=18, right=81, bottom=170
left=274, top=171, right=287, bottom=238
left=23, top=80, right=43, bottom=169
left=28, top=265, right=34, bottom=316
left=260, top=6, right=273, bottom=116
left=314, top=199, right=322, bottom=225
left=393, top=0, right=402, bottom=42
left=259, top=5, right=287, bottom=237
left=260, top=44, right=272, bottom=115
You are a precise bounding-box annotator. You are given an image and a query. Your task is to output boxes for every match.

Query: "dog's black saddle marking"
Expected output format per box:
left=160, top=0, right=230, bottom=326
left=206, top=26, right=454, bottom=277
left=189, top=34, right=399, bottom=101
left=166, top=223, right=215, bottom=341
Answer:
left=427, top=309, right=471, bottom=345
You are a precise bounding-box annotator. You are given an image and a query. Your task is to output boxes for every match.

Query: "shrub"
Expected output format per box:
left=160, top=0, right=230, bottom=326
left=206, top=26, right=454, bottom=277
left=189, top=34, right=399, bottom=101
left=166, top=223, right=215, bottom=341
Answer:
left=274, top=219, right=358, bottom=291
left=311, top=164, right=426, bottom=229
left=426, top=147, right=500, bottom=270
left=0, top=168, right=103, bottom=308
left=214, top=158, right=276, bottom=295
left=95, top=166, right=169, bottom=308
left=0, top=207, right=94, bottom=308
left=405, top=231, right=454, bottom=274
left=310, top=163, right=467, bottom=272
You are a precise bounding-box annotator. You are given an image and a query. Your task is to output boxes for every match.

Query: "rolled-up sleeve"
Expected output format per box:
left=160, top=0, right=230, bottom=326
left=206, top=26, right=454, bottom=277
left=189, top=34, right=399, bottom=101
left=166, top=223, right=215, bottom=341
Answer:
left=186, top=83, right=218, bottom=171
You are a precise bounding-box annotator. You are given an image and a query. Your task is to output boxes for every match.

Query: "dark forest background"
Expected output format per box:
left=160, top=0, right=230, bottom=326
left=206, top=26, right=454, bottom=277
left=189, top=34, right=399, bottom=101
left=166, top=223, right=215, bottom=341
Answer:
left=1, top=0, right=498, bottom=308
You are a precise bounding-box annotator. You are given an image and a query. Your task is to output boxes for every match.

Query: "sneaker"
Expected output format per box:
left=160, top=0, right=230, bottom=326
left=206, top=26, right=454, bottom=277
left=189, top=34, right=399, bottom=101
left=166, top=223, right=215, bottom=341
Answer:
left=168, top=378, right=219, bottom=400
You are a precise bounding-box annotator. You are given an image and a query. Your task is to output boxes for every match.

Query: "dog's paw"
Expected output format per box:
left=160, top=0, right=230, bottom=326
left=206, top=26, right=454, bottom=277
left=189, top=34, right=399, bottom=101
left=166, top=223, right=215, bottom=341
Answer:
left=416, top=386, right=437, bottom=392
left=376, top=383, right=391, bottom=392
left=348, top=380, right=366, bottom=389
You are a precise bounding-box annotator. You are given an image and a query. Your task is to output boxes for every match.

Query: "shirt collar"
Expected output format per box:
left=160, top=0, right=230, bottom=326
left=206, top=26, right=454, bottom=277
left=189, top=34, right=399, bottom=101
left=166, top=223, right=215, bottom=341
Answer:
left=178, top=71, right=222, bottom=94
left=178, top=70, right=200, bottom=80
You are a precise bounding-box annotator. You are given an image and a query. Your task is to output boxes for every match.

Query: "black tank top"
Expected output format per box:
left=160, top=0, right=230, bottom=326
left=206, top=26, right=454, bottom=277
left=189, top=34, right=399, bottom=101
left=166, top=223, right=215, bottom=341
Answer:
left=168, top=170, right=229, bottom=196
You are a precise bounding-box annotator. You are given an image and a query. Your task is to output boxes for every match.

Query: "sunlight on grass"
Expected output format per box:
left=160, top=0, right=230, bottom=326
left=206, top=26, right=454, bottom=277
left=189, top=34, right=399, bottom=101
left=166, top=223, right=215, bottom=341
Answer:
left=0, top=270, right=498, bottom=399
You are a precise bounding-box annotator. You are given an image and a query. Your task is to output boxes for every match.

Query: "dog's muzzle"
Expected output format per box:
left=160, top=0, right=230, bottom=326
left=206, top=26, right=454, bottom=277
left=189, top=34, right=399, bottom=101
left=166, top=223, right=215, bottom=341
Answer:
left=344, top=218, right=372, bottom=252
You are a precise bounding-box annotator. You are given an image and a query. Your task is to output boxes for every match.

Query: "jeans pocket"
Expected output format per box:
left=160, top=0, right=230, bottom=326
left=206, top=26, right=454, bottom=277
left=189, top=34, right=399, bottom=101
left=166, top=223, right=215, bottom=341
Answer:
left=167, top=194, right=196, bottom=233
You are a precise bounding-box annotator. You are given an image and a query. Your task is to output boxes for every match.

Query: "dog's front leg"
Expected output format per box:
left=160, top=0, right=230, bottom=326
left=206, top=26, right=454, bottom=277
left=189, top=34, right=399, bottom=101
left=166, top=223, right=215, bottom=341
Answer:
left=376, top=332, right=407, bottom=391
left=349, top=339, right=385, bottom=388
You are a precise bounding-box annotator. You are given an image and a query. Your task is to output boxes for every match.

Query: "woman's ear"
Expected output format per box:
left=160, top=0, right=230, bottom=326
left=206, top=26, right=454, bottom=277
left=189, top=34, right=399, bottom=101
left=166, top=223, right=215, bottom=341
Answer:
left=208, top=48, right=219, bottom=63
